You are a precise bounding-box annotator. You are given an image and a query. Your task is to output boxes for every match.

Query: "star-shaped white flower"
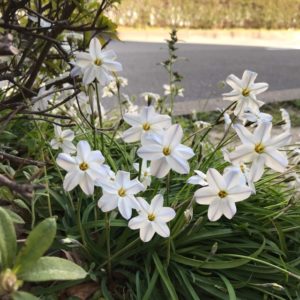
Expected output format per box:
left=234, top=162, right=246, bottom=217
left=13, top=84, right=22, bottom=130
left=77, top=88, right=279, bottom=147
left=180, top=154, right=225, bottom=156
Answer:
left=229, top=122, right=292, bottom=183
left=137, top=124, right=195, bottom=178
left=187, top=170, right=208, bottom=186
left=241, top=109, right=273, bottom=126
left=223, top=70, right=268, bottom=116
left=72, top=37, right=122, bottom=86
left=195, top=168, right=252, bottom=221
left=122, top=106, right=171, bottom=143
left=50, top=124, right=76, bottom=154
left=97, top=171, right=145, bottom=219
left=56, top=140, right=106, bottom=195
left=32, top=86, right=54, bottom=111
left=163, top=84, right=184, bottom=97
left=141, top=92, right=161, bottom=104
left=133, top=160, right=151, bottom=187
left=128, top=194, right=176, bottom=242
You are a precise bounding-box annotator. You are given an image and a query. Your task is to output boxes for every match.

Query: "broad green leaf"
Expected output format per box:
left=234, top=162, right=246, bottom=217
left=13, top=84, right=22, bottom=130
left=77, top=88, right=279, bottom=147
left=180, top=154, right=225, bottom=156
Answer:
left=4, top=208, right=25, bottom=224
left=0, top=207, right=17, bottom=268
left=14, top=218, right=56, bottom=274
left=11, top=291, right=39, bottom=300
left=18, top=256, right=87, bottom=281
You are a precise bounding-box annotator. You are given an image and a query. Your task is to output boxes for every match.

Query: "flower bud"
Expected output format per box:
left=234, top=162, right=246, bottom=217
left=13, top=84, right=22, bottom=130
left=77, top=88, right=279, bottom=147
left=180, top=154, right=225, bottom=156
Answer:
left=0, top=269, right=22, bottom=295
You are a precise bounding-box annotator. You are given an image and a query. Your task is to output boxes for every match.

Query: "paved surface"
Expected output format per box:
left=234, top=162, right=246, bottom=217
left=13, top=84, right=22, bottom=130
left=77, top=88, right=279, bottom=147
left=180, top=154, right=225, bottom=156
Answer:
left=110, top=41, right=300, bottom=108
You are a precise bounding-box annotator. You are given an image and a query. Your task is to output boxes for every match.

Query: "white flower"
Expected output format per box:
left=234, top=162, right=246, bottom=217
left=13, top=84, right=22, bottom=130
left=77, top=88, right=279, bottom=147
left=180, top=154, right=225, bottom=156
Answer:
left=50, top=124, right=76, bottom=153
left=223, top=70, right=269, bottom=116
left=102, top=76, right=128, bottom=98
left=280, top=108, right=291, bottom=131
left=56, top=140, right=106, bottom=195
left=163, top=84, right=184, bottom=97
left=97, top=171, right=145, bottom=219
left=133, top=160, right=151, bottom=187
left=187, top=170, right=208, bottom=186
left=195, top=168, right=252, bottom=221
left=28, top=15, right=51, bottom=28
left=122, top=106, right=171, bottom=143
left=72, top=37, right=122, bottom=86
left=241, top=109, right=273, bottom=125
left=137, top=124, right=195, bottom=178
left=128, top=194, right=176, bottom=242
left=32, top=86, right=54, bottom=111
left=141, top=92, right=161, bottom=103
left=194, top=120, right=211, bottom=129
left=224, top=113, right=232, bottom=131
left=229, top=122, right=292, bottom=183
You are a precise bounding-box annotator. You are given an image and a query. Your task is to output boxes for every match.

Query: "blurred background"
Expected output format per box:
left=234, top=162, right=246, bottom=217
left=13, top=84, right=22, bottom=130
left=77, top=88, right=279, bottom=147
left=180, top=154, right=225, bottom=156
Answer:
left=101, top=0, right=300, bottom=114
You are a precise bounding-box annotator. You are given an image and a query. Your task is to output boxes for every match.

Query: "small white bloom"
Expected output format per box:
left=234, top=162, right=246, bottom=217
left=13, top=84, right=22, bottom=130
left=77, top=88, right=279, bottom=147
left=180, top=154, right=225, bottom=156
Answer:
left=224, top=113, right=232, bottom=131
left=122, top=106, right=171, bottom=143
left=141, top=92, right=161, bottom=103
left=194, top=120, right=211, bottom=129
left=50, top=124, right=76, bottom=154
left=133, top=160, right=151, bottom=187
left=195, top=168, right=252, bottom=221
left=72, top=37, right=122, bottom=86
left=280, top=108, right=291, bottom=131
left=137, top=124, right=195, bottom=178
left=28, top=15, right=51, bottom=28
left=56, top=140, right=106, bottom=195
left=229, top=122, right=292, bottom=183
left=128, top=194, right=176, bottom=242
left=223, top=70, right=268, bottom=116
left=187, top=170, right=208, bottom=186
left=32, top=86, right=54, bottom=111
left=97, top=171, right=145, bottom=219
left=163, top=84, right=184, bottom=97
left=241, top=109, right=273, bottom=125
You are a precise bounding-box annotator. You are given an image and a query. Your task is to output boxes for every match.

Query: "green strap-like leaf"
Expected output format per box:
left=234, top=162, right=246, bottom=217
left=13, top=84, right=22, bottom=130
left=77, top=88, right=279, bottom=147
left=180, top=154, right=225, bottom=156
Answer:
left=11, top=291, right=39, bottom=300
left=152, top=252, right=178, bottom=300
left=18, top=256, right=87, bottom=282
left=14, top=218, right=56, bottom=274
left=0, top=207, right=17, bottom=268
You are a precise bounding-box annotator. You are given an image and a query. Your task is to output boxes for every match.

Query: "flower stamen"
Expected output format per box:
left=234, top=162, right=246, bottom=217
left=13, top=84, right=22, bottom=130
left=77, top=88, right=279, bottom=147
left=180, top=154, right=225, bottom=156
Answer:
left=148, top=213, right=155, bottom=221
left=163, top=147, right=171, bottom=156
left=255, top=143, right=265, bottom=154
left=94, top=58, right=102, bottom=66
left=142, top=123, right=151, bottom=131
left=118, top=187, right=126, bottom=197
left=79, top=162, right=89, bottom=171
left=218, top=190, right=228, bottom=198
left=242, top=88, right=251, bottom=97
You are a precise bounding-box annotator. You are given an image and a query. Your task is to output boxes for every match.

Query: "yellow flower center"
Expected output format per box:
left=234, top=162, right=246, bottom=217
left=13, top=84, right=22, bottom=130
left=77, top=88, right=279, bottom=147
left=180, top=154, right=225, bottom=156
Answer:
left=240, top=164, right=245, bottom=172
left=163, top=147, right=171, bottom=156
left=58, top=137, right=64, bottom=143
left=94, top=58, right=102, bottom=66
left=255, top=143, right=265, bottom=154
left=79, top=162, right=89, bottom=171
left=118, top=187, right=126, bottom=197
left=144, top=171, right=148, bottom=176
left=242, top=88, right=251, bottom=97
left=218, top=190, right=228, bottom=198
left=148, top=213, right=156, bottom=221
left=142, top=122, right=151, bottom=131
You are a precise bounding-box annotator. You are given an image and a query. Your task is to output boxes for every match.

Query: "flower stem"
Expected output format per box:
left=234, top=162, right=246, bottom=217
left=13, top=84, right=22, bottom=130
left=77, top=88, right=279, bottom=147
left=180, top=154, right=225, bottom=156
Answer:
left=95, top=83, right=104, bottom=153
left=105, top=212, right=112, bottom=278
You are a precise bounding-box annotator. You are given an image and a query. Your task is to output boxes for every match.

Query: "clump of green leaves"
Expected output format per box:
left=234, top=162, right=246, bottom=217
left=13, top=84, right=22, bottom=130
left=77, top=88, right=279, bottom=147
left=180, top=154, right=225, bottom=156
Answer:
left=0, top=208, right=87, bottom=299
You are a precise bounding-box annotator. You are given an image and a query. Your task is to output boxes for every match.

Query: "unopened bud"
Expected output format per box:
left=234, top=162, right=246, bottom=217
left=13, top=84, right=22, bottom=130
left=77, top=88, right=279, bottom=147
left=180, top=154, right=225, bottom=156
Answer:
left=184, top=207, right=193, bottom=223
left=0, top=269, right=22, bottom=295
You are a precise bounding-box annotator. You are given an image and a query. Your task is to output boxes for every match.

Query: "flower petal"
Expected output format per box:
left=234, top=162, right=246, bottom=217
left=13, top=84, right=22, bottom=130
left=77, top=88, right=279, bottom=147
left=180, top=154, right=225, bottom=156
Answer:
left=150, top=194, right=164, bottom=212
left=89, top=37, right=102, bottom=60
left=206, top=168, right=226, bottom=192
left=122, top=127, right=142, bottom=143
left=156, top=207, right=176, bottom=222
left=195, top=187, right=217, bottom=204
left=79, top=173, right=94, bottom=195
left=166, top=154, right=190, bottom=174
left=63, top=170, right=84, bottom=191
left=82, top=65, right=96, bottom=85
left=137, top=145, right=164, bottom=160
left=207, top=199, right=223, bottom=221
left=227, top=186, right=252, bottom=202
left=248, top=155, right=266, bottom=182
left=56, top=153, right=77, bottom=171
left=150, top=158, right=170, bottom=178
left=140, top=222, right=155, bottom=242
left=98, top=194, right=118, bottom=212
left=128, top=215, right=146, bottom=230
left=152, top=221, right=170, bottom=238
left=77, top=140, right=91, bottom=162
left=163, top=124, right=183, bottom=148
left=222, top=199, right=237, bottom=219
left=264, top=149, right=288, bottom=173
left=233, top=124, right=255, bottom=145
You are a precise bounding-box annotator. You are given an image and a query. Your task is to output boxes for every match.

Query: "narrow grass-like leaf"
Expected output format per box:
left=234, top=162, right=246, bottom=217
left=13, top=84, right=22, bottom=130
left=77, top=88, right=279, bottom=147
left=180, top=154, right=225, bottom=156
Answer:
left=152, top=252, right=178, bottom=300
left=218, top=273, right=237, bottom=300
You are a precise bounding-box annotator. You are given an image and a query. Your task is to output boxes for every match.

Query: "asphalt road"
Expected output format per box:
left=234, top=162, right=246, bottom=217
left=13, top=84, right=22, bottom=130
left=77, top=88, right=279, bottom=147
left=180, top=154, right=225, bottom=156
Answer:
left=111, top=41, right=300, bottom=103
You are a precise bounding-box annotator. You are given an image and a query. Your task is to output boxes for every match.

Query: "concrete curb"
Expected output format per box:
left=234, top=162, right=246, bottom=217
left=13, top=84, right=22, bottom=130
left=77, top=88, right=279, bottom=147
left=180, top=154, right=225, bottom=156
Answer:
left=118, top=27, right=300, bottom=49
left=173, top=88, right=300, bottom=115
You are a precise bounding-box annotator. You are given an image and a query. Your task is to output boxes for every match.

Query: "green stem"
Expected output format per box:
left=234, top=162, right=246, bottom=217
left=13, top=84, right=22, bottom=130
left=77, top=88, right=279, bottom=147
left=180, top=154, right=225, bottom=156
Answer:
left=95, top=82, right=104, bottom=153
left=105, top=212, right=112, bottom=278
